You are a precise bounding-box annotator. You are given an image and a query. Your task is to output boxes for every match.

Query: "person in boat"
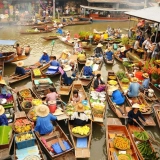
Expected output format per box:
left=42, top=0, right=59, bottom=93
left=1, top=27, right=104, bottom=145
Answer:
left=44, top=24, right=48, bottom=31
left=45, top=88, right=59, bottom=104
left=39, top=50, right=50, bottom=63
left=70, top=103, right=89, bottom=127
left=0, top=105, right=8, bottom=126
left=68, top=59, right=78, bottom=75
left=128, top=103, right=146, bottom=126
left=58, top=23, right=63, bottom=28
left=126, top=77, right=140, bottom=98
left=137, top=31, right=145, bottom=47
left=105, top=46, right=114, bottom=61
left=13, top=43, right=23, bottom=56
left=34, top=105, right=57, bottom=135
left=71, top=90, right=81, bottom=104
left=53, top=21, right=58, bottom=28
left=56, top=27, right=63, bottom=35
left=15, top=61, right=27, bottom=76
left=50, top=56, right=60, bottom=67
left=133, top=37, right=140, bottom=50
left=119, top=47, right=127, bottom=59
left=111, top=86, right=126, bottom=116
left=93, top=74, right=105, bottom=92
left=74, top=39, right=82, bottom=53
left=94, top=43, right=103, bottom=60
left=141, top=73, right=150, bottom=90
left=24, top=45, right=31, bottom=56
left=142, top=37, right=151, bottom=61
left=90, top=17, right=93, bottom=23
left=83, top=60, right=94, bottom=77
left=77, top=51, right=86, bottom=61
left=59, top=49, right=71, bottom=64
left=66, top=32, right=70, bottom=41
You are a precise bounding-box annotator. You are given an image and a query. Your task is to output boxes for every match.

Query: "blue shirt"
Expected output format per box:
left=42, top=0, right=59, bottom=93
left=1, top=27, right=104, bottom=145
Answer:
left=34, top=113, right=57, bottom=135
left=128, top=109, right=145, bottom=122
left=56, top=28, right=63, bottom=35
left=83, top=66, right=94, bottom=76
left=112, top=90, right=125, bottom=105
left=50, top=60, right=60, bottom=67
left=128, top=82, right=140, bottom=97
left=0, top=114, right=8, bottom=126
left=39, top=54, right=50, bottom=63
left=142, top=78, right=150, bottom=89
left=106, top=51, right=113, bottom=61
left=15, top=67, right=26, bottom=75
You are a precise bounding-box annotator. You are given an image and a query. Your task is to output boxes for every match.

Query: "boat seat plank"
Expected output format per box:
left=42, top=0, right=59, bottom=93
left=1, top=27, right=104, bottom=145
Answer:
left=93, top=117, right=103, bottom=122
left=54, top=151, right=75, bottom=160
left=56, top=114, right=69, bottom=121
left=107, top=118, right=122, bottom=125
left=75, top=148, right=90, bottom=158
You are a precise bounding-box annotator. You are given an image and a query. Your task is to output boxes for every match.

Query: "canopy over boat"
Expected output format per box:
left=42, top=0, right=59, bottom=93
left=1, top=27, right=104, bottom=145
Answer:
left=0, top=40, right=17, bottom=46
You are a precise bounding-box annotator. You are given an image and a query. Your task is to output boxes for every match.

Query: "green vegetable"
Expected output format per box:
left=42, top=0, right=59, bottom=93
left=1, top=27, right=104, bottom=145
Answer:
left=123, top=61, right=132, bottom=68
left=121, top=78, right=129, bottom=83
left=134, top=131, right=149, bottom=141
left=116, top=71, right=127, bottom=80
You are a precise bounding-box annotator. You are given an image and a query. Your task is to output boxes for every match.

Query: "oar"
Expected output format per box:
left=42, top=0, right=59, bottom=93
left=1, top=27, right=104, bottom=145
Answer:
left=135, top=120, right=160, bottom=147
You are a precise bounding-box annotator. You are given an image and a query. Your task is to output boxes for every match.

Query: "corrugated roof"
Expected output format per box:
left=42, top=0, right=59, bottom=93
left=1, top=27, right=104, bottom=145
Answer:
left=125, top=7, right=160, bottom=23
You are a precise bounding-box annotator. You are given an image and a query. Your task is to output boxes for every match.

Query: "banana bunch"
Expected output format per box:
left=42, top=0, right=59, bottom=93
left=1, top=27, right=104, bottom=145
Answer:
left=15, top=133, right=33, bottom=142
left=72, top=126, right=90, bottom=136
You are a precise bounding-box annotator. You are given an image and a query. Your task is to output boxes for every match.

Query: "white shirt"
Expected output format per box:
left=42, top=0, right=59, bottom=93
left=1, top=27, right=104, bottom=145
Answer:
left=134, top=41, right=139, bottom=50
left=143, top=40, right=151, bottom=50
left=71, top=112, right=88, bottom=121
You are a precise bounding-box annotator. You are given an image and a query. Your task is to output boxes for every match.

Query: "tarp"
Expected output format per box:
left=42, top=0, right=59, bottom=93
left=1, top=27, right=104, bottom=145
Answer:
left=0, top=40, right=17, bottom=46
left=125, top=7, right=160, bottom=23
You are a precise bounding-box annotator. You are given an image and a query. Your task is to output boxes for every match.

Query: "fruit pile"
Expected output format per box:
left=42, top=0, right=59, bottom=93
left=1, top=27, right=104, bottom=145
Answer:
left=92, top=103, right=105, bottom=118
left=72, top=126, right=90, bottom=136
left=133, top=131, right=149, bottom=141
left=15, top=133, right=33, bottom=142
left=32, top=99, right=42, bottom=106
left=108, top=80, right=117, bottom=85
left=33, top=68, right=41, bottom=77
left=28, top=109, right=37, bottom=121
left=19, top=89, right=32, bottom=98
left=137, top=141, right=158, bottom=160
left=14, top=119, right=33, bottom=133
left=113, top=136, right=130, bottom=150
left=118, top=154, right=131, bottom=160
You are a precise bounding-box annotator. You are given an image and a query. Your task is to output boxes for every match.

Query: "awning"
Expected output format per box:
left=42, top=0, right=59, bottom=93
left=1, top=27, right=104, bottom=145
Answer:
left=125, top=7, right=160, bottom=23
left=0, top=40, right=17, bottom=46
left=80, top=5, right=134, bottom=12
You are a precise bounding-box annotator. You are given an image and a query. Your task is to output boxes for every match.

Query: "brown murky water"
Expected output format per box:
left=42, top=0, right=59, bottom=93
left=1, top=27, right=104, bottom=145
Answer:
left=0, top=21, right=160, bottom=160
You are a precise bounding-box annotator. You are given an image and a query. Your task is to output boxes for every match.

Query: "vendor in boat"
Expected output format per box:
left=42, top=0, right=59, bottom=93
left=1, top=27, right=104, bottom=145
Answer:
left=119, top=47, right=127, bottom=59
left=56, top=27, right=63, bottom=35
left=59, top=49, right=71, bottom=64
left=39, top=50, right=50, bottom=63
left=68, top=59, right=78, bottom=75
left=53, top=21, right=58, bottom=28
left=83, top=60, right=94, bottom=77
left=70, top=103, right=89, bottom=127
left=34, top=105, right=57, bottom=135
left=93, top=74, right=105, bottom=92
left=141, top=73, right=150, bottom=90
left=0, top=105, right=8, bottom=126
left=13, top=43, right=23, bottom=56
left=126, top=77, right=140, bottom=98
left=71, top=90, right=82, bottom=104
left=77, top=52, right=86, bottom=61
left=50, top=56, right=60, bottom=67
left=15, top=61, right=26, bottom=76
left=110, top=86, right=126, bottom=116
left=105, top=46, right=114, bottom=61
left=45, top=88, right=59, bottom=104
left=133, top=37, right=140, bottom=50
left=66, top=31, right=70, bottom=41
left=74, top=39, right=82, bottom=53
left=128, top=103, right=146, bottom=126
left=94, top=43, right=103, bottom=60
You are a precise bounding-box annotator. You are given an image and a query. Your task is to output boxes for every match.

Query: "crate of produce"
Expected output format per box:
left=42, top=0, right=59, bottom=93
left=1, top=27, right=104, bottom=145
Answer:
left=15, top=131, right=36, bottom=150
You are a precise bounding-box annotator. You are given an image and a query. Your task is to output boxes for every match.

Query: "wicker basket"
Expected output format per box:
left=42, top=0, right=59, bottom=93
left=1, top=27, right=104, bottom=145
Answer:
left=21, top=101, right=33, bottom=114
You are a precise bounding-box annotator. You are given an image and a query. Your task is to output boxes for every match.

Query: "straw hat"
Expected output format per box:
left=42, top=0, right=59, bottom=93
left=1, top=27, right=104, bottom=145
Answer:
left=132, top=103, right=140, bottom=109
left=0, top=76, right=6, bottom=85
left=85, top=60, right=93, bottom=66
left=108, top=46, right=112, bottom=51
left=132, top=77, right=138, bottom=83
left=76, top=103, right=85, bottom=112
left=17, top=61, right=24, bottom=67
left=97, top=43, right=103, bottom=47
left=109, top=86, right=118, bottom=92
left=53, top=108, right=64, bottom=116
left=121, top=47, right=126, bottom=53
left=63, top=49, right=70, bottom=55
left=35, top=105, right=49, bottom=117
left=142, top=73, right=149, bottom=79
left=43, top=50, right=47, bottom=53
left=0, top=105, right=5, bottom=115
left=63, top=65, right=72, bottom=72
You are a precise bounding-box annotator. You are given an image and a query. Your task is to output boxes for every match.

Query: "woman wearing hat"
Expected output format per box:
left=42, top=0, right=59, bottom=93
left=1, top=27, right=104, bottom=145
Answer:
left=94, top=43, right=103, bottom=60
left=141, top=73, right=150, bottom=90
left=59, top=49, right=71, bottom=64
left=39, top=50, right=50, bottom=63
left=119, top=47, right=127, bottom=59
left=128, top=103, right=146, bottom=126
left=34, top=105, right=57, bottom=135
left=15, top=61, right=28, bottom=76
left=93, top=74, right=106, bottom=92
left=70, top=103, right=89, bottom=126
left=0, top=105, right=8, bottom=126
left=83, top=60, right=94, bottom=77
left=105, top=46, right=114, bottom=61
left=126, top=77, right=140, bottom=98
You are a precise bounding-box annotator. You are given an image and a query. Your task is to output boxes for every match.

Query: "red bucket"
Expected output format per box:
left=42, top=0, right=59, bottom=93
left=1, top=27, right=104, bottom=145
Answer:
left=48, top=104, right=57, bottom=113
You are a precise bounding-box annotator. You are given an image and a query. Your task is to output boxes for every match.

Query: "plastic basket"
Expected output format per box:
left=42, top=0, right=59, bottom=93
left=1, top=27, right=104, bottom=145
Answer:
left=15, top=131, right=36, bottom=150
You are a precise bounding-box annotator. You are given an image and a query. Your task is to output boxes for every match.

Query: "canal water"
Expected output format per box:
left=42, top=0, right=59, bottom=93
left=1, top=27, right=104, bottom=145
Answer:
left=0, top=21, right=160, bottom=160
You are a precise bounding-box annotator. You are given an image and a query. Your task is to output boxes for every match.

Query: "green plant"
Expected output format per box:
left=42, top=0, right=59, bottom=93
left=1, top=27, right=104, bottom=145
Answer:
left=123, top=61, right=132, bottom=68
left=121, top=36, right=129, bottom=45
left=116, top=71, right=127, bottom=80
left=121, top=78, right=130, bottom=83
left=151, top=73, right=159, bottom=80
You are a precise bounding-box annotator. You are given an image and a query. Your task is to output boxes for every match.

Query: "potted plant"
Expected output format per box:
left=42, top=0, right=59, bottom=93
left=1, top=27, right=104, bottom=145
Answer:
left=121, top=36, right=129, bottom=49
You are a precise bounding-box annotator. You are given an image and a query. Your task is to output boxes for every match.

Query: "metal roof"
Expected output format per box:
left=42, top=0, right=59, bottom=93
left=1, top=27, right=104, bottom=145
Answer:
left=0, top=40, right=17, bottom=46
left=125, top=7, right=160, bottom=23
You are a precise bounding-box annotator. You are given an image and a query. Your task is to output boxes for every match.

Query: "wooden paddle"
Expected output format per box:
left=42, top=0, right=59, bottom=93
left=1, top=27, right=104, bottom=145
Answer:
left=56, top=131, right=66, bottom=151
left=135, top=120, right=160, bottom=147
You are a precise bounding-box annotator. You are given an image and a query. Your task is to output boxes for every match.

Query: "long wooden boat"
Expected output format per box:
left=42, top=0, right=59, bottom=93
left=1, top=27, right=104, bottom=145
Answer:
left=106, top=123, right=139, bottom=160
left=8, top=61, right=50, bottom=84
left=152, top=102, right=160, bottom=128
left=0, top=52, right=16, bottom=63
left=64, top=21, right=92, bottom=26
left=32, top=25, right=54, bottom=30
left=0, top=61, right=4, bottom=76
left=41, top=35, right=58, bottom=40
left=35, top=122, right=75, bottom=160
left=103, top=54, right=114, bottom=65
left=16, top=21, right=52, bottom=26
left=128, top=125, right=157, bottom=160
left=57, top=36, right=92, bottom=50
left=149, top=82, right=160, bottom=93
left=31, top=68, right=55, bottom=100
left=20, top=30, right=53, bottom=34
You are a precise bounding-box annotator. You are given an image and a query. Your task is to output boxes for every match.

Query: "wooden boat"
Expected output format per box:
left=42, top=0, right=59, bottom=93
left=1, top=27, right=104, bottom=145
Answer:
left=0, top=52, right=16, bottom=63
left=16, top=21, right=52, bottom=26
left=103, top=54, right=114, bottom=65
left=20, top=29, right=53, bottom=34
left=152, top=102, right=160, bottom=128
left=0, top=61, right=4, bottom=76
left=106, top=123, right=139, bottom=160
left=11, top=54, right=30, bottom=63
left=114, top=51, right=123, bottom=62
left=64, top=20, right=92, bottom=26
left=35, top=122, right=75, bottom=160
left=32, top=25, right=54, bottom=30
left=41, top=35, right=58, bottom=40
left=31, top=68, right=55, bottom=99
left=128, top=125, right=157, bottom=160
left=57, top=36, right=92, bottom=50
left=149, top=82, right=160, bottom=93
left=8, top=61, right=50, bottom=84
